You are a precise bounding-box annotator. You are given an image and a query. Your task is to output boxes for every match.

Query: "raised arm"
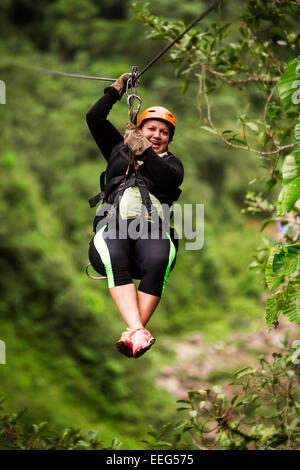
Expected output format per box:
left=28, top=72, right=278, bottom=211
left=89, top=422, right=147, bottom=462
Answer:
left=86, top=87, right=123, bottom=161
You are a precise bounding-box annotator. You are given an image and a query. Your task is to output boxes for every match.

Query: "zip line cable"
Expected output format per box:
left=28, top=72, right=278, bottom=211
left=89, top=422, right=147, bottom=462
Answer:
left=4, top=61, right=117, bottom=81
left=136, top=0, right=220, bottom=81
left=3, top=0, right=220, bottom=84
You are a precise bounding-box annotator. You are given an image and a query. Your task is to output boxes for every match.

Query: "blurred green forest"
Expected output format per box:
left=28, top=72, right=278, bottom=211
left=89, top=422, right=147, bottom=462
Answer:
left=0, top=0, right=290, bottom=449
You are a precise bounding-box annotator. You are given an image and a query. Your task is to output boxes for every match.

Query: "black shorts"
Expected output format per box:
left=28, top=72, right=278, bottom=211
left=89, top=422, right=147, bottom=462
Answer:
left=89, top=218, right=178, bottom=298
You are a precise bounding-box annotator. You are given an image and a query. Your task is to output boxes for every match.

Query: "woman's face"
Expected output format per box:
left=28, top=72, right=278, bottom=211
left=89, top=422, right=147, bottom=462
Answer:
left=141, top=119, right=170, bottom=154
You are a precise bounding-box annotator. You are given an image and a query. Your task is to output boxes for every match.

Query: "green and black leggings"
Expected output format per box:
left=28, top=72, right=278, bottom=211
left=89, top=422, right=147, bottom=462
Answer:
left=89, top=218, right=178, bottom=298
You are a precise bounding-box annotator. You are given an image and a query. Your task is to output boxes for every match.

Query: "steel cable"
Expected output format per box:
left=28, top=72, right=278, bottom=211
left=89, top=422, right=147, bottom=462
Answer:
left=3, top=0, right=220, bottom=85
left=135, top=0, right=220, bottom=81
left=4, top=60, right=117, bottom=81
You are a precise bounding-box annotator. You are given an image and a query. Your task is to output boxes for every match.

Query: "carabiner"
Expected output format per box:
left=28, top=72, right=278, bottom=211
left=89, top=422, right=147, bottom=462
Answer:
left=86, top=263, right=107, bottom=280
left=127, top=93, right=142, bottom=113
left=126, top=66, right=142, bottom=123
left=126, top=66, right=139, bottom=97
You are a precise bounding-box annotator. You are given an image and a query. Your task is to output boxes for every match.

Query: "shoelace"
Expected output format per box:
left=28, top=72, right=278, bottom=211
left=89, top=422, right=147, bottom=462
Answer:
left=120, top=328, right=133, bottom=341
left=130, top=328, right=151, bottom=344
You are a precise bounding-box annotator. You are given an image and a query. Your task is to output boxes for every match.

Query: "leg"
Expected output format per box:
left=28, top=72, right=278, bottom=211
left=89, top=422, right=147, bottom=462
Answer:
left=109, top=284, right=144, bottom=330
left=134, top=230, right=176, bottom=298
left=134, top=228, right=177, bottom=322
left=93, top=225, right=142, bottom=328
left=137, top=290, right=160, bottom=326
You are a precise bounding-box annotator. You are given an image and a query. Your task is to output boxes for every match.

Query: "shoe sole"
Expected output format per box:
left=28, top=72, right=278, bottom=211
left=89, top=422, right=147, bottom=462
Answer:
left=133, top=337, right=156, bottom=359
left=116, top=340, right=133, bottom=358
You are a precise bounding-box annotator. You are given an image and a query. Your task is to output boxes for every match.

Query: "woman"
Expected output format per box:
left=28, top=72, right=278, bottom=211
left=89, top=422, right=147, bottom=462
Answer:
left=86, top=73, right=184, bottom=359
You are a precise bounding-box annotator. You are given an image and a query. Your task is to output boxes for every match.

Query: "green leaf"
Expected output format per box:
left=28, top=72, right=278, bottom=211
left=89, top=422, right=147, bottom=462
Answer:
left=265, top=178, right=277, bottom=191
left=295, top=117, right=300, bottom=145
left=222, top=129, right=233, bottom=135
left=259, top=131, right=269, bottom=147
left=76, top=440, right=90, bottom=448
left=229, top=135, right=247, bottom=146
left=246, top=122, right=259, bottom=133
left=180, top=80, right=189, bottom=94
left=188, top=390, right=202, bottom=399
left=154, top=441, right=173, bottom=447
left=259, top=217, right=275, bottom=232
left=282, top=289, right=300, bottom=323
left=32, top=424, right=39, bottom=434
left=266, top=283, right=300, bottom=326
left=278, top=55, right=300, bottom=110
left=282, top=151, right=300, bottom=183
left=111, top=437, right=122, bottom=449
left=235, top=367, right=256, bottom=379
left=15, top=408, right=28, bottom=421
left=225, top=70, right=236, bottom=76
left=265, top=244, right=300, bottom=290
left=277, top=176, right=300, bottom=215
left=174, top=419, right=189, bottom=429
left=85, top=430, right=98, bottom=442
left=200, top=125, right=217, bottom=135
left=249, top=260, right=262, bottom=269
left=37, top=421, right=48, bottom=433
left=231, top=395, right=239, bottom=406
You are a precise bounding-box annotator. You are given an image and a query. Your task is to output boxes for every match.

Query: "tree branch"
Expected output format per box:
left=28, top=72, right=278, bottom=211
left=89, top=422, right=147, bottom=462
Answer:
left=200, top=75, right=295, bottom=156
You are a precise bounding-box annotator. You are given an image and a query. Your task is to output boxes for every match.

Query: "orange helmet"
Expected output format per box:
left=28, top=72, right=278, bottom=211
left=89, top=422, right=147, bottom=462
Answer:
left=137, top=106, right=176, bottom=140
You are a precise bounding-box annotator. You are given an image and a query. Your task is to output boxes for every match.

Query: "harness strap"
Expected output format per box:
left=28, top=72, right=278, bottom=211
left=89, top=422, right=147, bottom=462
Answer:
left=104, top=170, right=135, bottom=221
left=90, top=145, right=166, bottom=234
left=89, top=173, right=129, bottom=208
left=89, top=147, right=137, bottom=208
left=135, top=172, right=154, bottom=216
left=89, top=192, right=104, bottom=208
left=89, top=171, right=106, bottom=208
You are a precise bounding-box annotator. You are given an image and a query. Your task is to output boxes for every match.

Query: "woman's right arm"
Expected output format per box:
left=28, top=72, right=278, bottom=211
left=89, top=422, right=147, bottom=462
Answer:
left=86, top=87, right=123, bottom=161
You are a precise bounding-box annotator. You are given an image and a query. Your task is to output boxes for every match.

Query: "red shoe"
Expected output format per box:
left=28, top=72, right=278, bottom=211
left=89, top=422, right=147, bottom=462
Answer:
left=116, top=328, right=133, bottom=357
left=130, top=328, right=156, bottom=358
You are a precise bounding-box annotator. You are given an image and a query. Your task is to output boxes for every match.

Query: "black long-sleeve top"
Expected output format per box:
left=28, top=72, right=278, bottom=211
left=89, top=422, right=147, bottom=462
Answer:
left=86, top=87, right=184, bottom=196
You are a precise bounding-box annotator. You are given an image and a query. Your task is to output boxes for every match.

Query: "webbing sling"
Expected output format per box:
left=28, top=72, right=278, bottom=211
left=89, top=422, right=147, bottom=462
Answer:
left=89, top=145, right=135, bottom=208
left=92, top=168, right=161, bottom=236
left=102, top=168, right=159, bottom=224
left=89, top=171, right=106, bottom=208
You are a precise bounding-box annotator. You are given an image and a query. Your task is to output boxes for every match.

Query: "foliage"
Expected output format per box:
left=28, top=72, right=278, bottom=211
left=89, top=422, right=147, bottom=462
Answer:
left=0, top=396, right=122, bottom=450
left=0, top=0, right=298, bottom=450
left=2, top=339, right=299, bottom=450
left=142, top=339, right=300, bottom=450
left=134, top=0, right=300, bottom=327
